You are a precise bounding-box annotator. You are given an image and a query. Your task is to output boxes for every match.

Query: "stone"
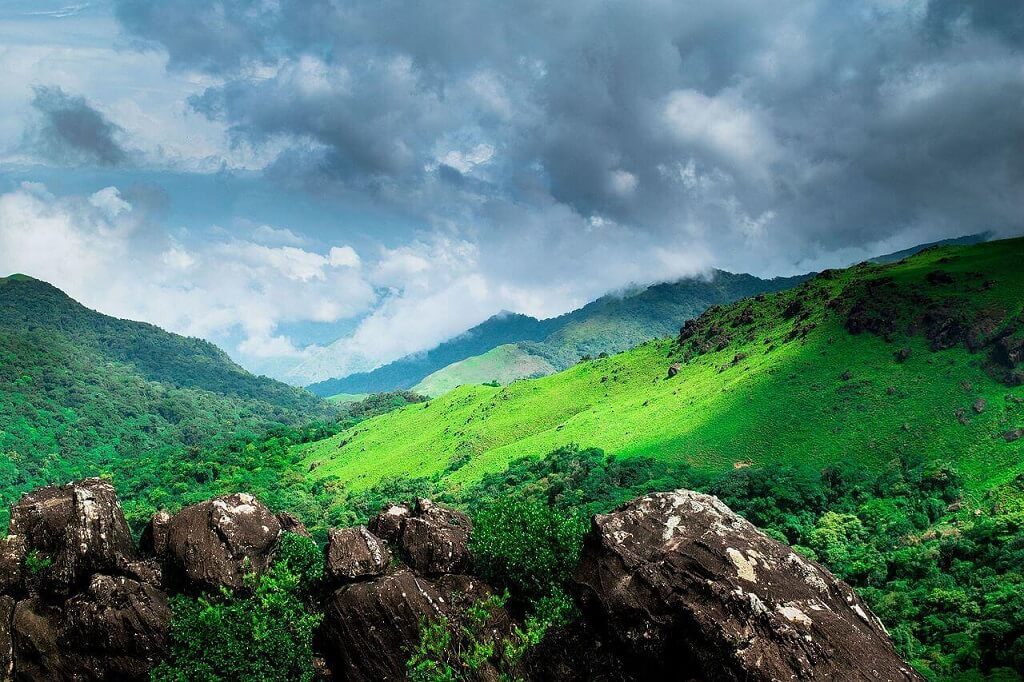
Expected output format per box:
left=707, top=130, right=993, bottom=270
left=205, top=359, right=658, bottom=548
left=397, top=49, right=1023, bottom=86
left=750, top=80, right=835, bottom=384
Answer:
left=574, top=490, right=922, bottom=681
left=325, top=526, right=390, bottom=585
left=398, top=499, right=472, bottom=575
left=368, top=503, right=411, bottom=543
left=163, top=493, right=282, bottom=593
left=8, top=478, right=136, bottom=598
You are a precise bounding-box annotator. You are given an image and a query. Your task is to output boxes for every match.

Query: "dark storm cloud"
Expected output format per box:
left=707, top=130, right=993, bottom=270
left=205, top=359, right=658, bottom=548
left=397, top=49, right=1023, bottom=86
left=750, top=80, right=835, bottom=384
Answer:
left=28, top=86, right=129, bottom=167
left=113, top=0, right=1024, bottom=275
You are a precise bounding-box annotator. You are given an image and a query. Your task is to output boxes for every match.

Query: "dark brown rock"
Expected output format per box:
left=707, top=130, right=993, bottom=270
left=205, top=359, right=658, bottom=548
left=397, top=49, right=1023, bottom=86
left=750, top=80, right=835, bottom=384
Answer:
left=163, top=493, right=282, bottom=593
left=667, top=362, right=681, bottom=378
left=61, top=574, right=171, bottom=680
left=1004, top=428, right=1024, bottom=442
left=574, top=490, right=921, bottom=681
left=138, top=510, right=171, bottom=559
left=277, top=511, right=311, bottom=538
left=8, top=478, right=136, bottom=598
left=319, top=570, right=503, bottom=682
left=782, top=299, right=804, bottom=319
left=11, top=598, right=65, bottom=681
left=398, top=499, right=472, bottom=575
left=521, top=617, right=633, bottom=682
left=0, top=536, right=25, bottom=596
left=325, top=526, right=390, bottom=585
left=973, top=398, right=987, bottom=414
left=368, top=503, right=411, bottom=543
left=319, top=569, right=446, bottom=681
left=0, top=596, right=13, bottom=681
left=894, top=347, right=911, bottom=363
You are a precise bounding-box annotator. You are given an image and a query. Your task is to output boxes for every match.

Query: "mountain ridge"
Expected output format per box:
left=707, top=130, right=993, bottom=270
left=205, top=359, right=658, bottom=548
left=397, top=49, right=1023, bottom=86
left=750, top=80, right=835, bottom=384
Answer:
left=308, top=269, right=808, bottom=397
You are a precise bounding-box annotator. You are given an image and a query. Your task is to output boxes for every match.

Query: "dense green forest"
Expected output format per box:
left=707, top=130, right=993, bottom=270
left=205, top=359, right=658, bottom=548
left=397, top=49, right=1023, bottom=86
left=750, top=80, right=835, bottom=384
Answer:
left=0, top=274, right=333, bottom=525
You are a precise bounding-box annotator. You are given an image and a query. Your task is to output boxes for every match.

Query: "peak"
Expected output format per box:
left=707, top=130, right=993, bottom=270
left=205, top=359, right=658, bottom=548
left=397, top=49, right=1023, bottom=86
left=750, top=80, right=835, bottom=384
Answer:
left=2, top=273, right=37, bottom=283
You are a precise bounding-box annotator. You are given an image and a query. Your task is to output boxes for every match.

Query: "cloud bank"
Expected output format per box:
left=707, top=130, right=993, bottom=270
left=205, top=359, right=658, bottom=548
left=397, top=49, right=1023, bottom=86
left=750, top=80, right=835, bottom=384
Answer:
left=3, top=0, right=1022, bottom=383
left=113, top=0, right=1023, bottom=270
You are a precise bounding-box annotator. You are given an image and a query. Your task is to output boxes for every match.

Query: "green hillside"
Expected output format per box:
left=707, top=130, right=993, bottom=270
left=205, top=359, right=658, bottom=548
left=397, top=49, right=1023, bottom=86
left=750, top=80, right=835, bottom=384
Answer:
left=0, top=275, right=332, bottom=520
left=307, top=312, right=562, bottom=396
left=412, top=344, right=556, bottom=396
left=358, top=270, right=806, bottom=398
left=300, top=239, right=1024, bottom=497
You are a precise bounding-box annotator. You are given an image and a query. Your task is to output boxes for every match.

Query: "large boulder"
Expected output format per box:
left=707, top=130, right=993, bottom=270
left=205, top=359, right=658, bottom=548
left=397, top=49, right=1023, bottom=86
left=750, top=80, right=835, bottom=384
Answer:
left=319, top=570, right=503, bottom=682
left=396, top=499, right=472, bottom=575
left=368, top=503, right=411, bottom=543
left=8, top=478, right=135, bottom=598
left=162, top=493, right=282, bottom=593
left=138, top=510, right=171, bottom=560
left=574, top=490, right=921, bottom=681
left=60, top=574, right=170, bottom=680
left=325, top=526, right=390, bottom=585
left=10, top=598, right=65, bottom=681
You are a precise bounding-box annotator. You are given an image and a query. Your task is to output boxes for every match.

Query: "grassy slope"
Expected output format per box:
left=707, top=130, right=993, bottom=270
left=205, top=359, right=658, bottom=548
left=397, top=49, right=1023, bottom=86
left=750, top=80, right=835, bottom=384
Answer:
left=309, top=271, right=806, bottom=397
left=299, top=239, right=1024, bottom=497
left=412, top=344, right=556, bottom=396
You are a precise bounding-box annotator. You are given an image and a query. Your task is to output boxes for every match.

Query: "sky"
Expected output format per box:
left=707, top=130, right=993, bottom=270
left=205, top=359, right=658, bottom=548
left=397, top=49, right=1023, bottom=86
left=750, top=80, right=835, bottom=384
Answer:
left=0, top=0, right=1021, bottom=383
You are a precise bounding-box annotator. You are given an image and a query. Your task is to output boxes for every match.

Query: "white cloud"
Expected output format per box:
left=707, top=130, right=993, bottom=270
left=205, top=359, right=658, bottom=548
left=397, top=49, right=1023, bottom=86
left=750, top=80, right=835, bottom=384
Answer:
left=607, top=169, right=638, bottom=196
left=0, top=183, right=377, bottom=376
left=88, top=186, right=130, bottom=218
left=662, top=88, right=780, bottom=180
left=328, top=245, right=360, bottom=268
left=252, top=224, right=307, bottom=246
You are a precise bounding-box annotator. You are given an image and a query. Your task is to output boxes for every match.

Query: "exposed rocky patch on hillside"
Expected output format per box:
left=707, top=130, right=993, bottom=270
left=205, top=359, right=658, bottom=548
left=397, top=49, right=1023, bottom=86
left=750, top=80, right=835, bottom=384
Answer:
left=0, top=479, right=919, bottom=680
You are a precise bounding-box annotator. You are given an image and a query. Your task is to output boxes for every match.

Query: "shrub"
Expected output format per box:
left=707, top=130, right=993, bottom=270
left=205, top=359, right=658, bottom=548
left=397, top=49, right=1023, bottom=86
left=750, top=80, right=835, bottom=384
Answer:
left=151, top=533, right=323, bottom=681
left=470, top=497, right=587, bottom=604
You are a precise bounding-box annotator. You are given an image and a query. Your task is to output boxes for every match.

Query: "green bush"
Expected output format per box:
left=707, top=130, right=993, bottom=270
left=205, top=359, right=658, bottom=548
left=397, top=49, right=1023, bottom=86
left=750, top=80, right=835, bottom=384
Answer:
left=151, top=533, right=323, bottom=681
left=470, top=497, right=587, bottom=604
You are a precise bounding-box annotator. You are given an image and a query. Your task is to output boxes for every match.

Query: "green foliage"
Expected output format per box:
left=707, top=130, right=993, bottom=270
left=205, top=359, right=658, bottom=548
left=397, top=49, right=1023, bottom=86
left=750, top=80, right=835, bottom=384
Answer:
left=151, top=533, right=323, bottom=682
left=407, top=593, right=507, bottom=682
left=406, top=589, right=575, bottom=682
left=470, top=497, right=587, bottom=604
left=24, top=549, right=52, bottom=575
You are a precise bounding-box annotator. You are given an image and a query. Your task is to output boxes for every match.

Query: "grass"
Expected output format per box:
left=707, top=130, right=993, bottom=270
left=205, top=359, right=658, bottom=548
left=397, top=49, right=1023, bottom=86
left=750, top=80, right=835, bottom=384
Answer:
left=412, top=344, right=556, bottom=396
left=298, top=238, right=1024, bottom=498
left=326, top=393, right=369, bottom=404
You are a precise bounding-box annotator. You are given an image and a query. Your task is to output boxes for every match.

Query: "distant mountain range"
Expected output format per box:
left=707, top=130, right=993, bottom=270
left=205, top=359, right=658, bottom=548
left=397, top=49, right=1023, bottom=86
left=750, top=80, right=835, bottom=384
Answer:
left=307, top=233, right=996, bottom=398
left=307, top=271, right=809, bottom=397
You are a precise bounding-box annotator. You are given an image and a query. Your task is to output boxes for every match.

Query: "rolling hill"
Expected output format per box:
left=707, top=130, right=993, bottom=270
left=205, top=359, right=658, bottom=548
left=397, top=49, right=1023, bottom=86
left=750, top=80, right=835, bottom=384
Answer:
left=298, top=238, right=1024, bottom=498
left=0, top=274, right=331, bottom=518
left=309, top=270, right=807, bottom=397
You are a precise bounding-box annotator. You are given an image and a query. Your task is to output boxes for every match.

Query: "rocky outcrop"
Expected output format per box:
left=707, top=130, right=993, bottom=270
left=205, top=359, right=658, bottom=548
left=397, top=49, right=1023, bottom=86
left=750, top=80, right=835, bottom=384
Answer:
left=1, top=479, right=170, bottom=680
left=321, top=570, right=505, bottom=681
left=0, top=481, right=919, bottom=681
left=394, top=498, right=472, bottom=575
left=8, top=478, right=136, bottom=599
left=325, top=526, right=390, bottom=585
left=367, top=503, right=411, bottom=542
left=574, top=490, right=921, bottom=681
left=161, top=493, right=282, bottom=593
left=319, top=500, right=498, bottom=680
